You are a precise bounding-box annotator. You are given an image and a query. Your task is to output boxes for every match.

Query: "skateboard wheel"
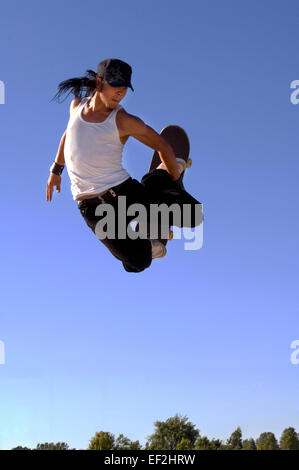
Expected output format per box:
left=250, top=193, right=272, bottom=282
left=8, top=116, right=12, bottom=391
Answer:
left=186, top=158, right=192, bottom=168
left=169, top=230, right=173, bottom=240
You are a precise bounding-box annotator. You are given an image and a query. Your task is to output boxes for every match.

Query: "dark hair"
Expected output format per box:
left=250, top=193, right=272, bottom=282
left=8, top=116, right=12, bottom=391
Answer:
left=50, top=69, right=100, bottom=103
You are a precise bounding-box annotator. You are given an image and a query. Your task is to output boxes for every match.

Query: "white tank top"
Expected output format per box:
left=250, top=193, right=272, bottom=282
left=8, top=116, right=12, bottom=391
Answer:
left=64, top=96, right=131, bottom=200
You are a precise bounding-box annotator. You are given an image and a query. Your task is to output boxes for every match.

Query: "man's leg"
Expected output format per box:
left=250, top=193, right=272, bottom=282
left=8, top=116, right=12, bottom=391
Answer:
left=78, top=187, right=153, bottom=273
left=101, top=236, right=152, bottom=273
left=140, top=168, right=203, bottom=229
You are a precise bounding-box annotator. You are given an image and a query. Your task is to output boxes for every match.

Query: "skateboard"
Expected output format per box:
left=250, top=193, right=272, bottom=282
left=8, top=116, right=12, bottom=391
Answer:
left=148, top=124, right=192, bottom=246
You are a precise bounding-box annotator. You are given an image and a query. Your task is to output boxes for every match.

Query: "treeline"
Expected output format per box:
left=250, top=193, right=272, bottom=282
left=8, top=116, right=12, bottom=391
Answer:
left=10, top=413, right=299, bottom=450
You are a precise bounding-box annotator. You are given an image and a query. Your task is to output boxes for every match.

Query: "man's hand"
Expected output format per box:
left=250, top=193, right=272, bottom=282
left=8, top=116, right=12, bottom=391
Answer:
left=46, top=173, right=61, bottom=202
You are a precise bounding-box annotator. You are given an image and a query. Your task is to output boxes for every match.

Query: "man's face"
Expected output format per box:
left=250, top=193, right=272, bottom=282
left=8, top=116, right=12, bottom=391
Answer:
left=97, top=76, right=128, bottom=108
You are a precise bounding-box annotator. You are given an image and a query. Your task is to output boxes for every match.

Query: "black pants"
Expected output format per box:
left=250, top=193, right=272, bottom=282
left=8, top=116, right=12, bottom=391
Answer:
left=77, top=169, right=203, bottom=273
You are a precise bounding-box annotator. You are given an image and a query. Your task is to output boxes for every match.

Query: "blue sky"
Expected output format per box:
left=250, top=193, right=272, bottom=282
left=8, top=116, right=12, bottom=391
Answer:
left=0, top=0, right=299, bottom=450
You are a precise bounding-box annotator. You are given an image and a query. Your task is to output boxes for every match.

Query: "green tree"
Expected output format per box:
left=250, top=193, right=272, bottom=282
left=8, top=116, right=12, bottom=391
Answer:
left=35, top=442, right=71, bottom=450
left=195, top=436, right=223, bottom=450
left=279, top=427, right=299, bottom=450
left=256, top=432, right=279, bottom=450
left=226, top=427, right=242, bottom=450
left=241, top=438, right=257, bottom=450
left=208, top=439, right=223, bottom=450
left=11, top=446, right=31, bottom=450
left=176, top=438, right=192, bottom=450
left=88, top=431, right=115, bottom=450
left=145, top=413, right=199, bottom=450
left=114, top=433, right=142, bottom=450
left=128, top=440, right=143, bottom=450
left=194, top=436, right=210, bottom=450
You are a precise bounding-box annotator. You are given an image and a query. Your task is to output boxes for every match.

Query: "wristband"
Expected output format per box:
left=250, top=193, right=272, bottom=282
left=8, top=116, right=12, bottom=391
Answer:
left=50, top=162, right=64, bottom=175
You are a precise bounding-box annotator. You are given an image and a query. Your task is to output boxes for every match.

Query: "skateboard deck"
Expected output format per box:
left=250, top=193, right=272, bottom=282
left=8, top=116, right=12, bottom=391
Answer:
left=148, top=124, right=192, bottom=246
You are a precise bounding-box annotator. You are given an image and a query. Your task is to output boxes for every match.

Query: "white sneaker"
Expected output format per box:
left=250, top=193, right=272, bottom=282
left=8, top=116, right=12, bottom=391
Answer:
left=151, top=240, right=167, bottom=259
left=157, top=157, right=186, bottom=175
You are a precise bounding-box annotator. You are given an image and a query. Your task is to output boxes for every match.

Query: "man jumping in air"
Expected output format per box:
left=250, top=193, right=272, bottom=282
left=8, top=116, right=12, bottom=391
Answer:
left=46, top=58, right=202, bottom=273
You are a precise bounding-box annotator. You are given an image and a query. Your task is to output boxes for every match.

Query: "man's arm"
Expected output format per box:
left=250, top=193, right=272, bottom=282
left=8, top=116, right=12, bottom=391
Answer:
left=54, top=98, right=82, bottom=165
left=54, top=130, right=66, bottom=165
left=46, top=99, right=81, bottom=202
left=119, top=111, right=180, bottom=181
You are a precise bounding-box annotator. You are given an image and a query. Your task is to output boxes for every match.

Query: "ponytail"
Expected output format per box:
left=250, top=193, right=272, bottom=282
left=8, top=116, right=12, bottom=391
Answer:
left=50, top=69, right=98, bottom=103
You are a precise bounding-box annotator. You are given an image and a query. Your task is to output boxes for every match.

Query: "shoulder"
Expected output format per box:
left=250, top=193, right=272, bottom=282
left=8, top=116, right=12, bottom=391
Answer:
left=116, top=107, right=146, bottom=134
left=69, top=97, right=84, bottom=116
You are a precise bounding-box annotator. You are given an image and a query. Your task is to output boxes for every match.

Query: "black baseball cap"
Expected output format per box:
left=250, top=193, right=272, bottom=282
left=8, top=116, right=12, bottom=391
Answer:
left=97, top=58, right=134, bottom=91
